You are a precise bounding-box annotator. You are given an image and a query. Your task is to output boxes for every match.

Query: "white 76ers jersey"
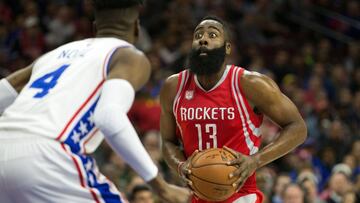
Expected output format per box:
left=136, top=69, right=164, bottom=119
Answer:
left=0, top=38, right=132, bottom=154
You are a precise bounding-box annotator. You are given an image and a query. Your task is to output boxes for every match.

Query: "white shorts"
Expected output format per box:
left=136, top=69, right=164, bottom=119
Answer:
left=0, top=135, right=126, bottom=203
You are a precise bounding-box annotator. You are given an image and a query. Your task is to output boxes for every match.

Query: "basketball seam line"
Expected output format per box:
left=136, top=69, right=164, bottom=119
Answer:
left=192, top=180, right=215, bottom=200
left=191, top=148, right=219, bottom=164
left=191, top=173, right=233, bottom=186
left=192, top=176, right=230, bottom=201
left=191, top=163, right=237, bottom=168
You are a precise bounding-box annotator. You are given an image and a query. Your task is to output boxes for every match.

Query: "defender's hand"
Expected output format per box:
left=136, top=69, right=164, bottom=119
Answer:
left=159, top=184, right=191, bottom=203
left=149, top=174, right=191, bottom=203
left=223, top=146, right=258, bottom=191
left=178, top=150, right=199, bottom=188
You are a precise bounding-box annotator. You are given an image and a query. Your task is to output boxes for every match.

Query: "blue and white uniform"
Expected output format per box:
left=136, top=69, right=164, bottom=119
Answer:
left=0, top=38, right=131, bottom=203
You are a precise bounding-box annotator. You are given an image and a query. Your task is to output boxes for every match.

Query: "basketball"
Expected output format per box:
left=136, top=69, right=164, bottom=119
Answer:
left=188, top=148, right=239, bottom=202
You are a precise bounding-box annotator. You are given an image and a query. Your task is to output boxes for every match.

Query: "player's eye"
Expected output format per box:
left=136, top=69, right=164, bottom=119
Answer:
left=195, top=33, right=203, bottom=39
left=209, top=32, right=217, bottom=38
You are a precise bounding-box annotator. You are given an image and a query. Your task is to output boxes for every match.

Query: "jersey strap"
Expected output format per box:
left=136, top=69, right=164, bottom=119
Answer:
left=173, top=69, right=190, bottom=118
left=173, top=69, right=190, bottom=140
left=231, top=66, right=262, bottom=155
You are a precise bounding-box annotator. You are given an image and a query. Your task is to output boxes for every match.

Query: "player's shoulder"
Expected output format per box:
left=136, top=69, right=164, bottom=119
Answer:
left=107, top=47, right=151, bottom=90
left=115, top=46, right=146, bottom=60
left=240, top=69, right=280, bottom=93
left=160, top=73, right=181, bottom=106
left=165, top=73, right=180, bottom=85
left=111, top=47, right=150, bottom=70
left=162, top=73, right=180, bottom=93
left=162, top=68, right=190, bottom=88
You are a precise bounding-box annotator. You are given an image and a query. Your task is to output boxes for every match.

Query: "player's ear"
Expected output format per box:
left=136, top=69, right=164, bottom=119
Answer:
left=225, top=42, right=231, bottom=55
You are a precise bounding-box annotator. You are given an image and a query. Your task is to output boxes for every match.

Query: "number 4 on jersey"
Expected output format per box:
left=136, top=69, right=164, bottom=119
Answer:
left=30, top=64, right=70, bottom=98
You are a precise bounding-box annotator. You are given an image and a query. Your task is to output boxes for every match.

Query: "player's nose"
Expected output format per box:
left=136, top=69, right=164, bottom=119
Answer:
left=199, top=38, right=208, bottom=46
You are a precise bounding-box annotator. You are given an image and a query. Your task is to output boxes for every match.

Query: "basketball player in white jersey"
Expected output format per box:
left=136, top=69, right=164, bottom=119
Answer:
left=0, top=0, right=189, bottom=202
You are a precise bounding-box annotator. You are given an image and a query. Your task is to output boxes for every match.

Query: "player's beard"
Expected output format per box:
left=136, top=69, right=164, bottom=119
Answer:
left=187, top=44, right=226, bottom=76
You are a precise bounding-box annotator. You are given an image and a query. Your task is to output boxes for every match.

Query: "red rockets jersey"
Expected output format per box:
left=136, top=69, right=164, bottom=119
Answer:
left=173, top=65, right=264, bottom=202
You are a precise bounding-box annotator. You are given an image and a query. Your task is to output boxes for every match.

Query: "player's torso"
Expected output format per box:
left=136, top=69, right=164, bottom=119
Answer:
left=174, top=65, right=263, bottom=157
left=174, top=65, right=263, bottom=198
left=0, top=38, right=132, bottom=154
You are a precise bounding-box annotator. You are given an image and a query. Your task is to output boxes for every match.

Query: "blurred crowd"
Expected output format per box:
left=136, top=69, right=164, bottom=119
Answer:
left=0, top=0, right=359, bottom=202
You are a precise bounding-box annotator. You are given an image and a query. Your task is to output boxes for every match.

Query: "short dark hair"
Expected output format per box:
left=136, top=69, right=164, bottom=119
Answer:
left=92, top=0, right=144, bottom=11
left=200, top=15, right=231, bottom=41
left=93, top=0, right=143, bottom=29
left=129, top=184, right=152, bottom=200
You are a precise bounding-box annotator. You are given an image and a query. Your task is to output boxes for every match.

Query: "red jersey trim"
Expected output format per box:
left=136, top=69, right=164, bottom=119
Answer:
left=56, top=80, right=104, bottom=141
left=82, top=128, right=99, bottom=154
left=60, top=143, right=100, bottom=203
left=56, top=46, right=116, bottom=141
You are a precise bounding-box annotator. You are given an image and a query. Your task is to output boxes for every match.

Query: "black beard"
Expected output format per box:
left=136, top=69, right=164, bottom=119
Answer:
left=186, top=45, right=226, bottom=76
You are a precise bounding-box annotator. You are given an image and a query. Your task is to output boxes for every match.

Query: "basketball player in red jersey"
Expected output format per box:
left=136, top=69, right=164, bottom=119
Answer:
left=160, top=16, right=307, bottom=203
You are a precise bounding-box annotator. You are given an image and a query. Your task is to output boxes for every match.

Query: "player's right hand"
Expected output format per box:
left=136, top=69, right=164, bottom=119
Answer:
left=178, top=150, right=199, bottom=187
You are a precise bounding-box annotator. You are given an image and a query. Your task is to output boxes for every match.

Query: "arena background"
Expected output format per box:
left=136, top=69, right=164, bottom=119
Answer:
left=0, top=0, right=359, bottom=202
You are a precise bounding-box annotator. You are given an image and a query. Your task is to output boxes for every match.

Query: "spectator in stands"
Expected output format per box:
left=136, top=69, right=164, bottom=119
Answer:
left=129, top=184, right=155, bottom=203
left=282, top=183, right=306, bottom=203
left=297, top=170, right=324, bottom=203
left=273, top=174, right=292, bottom=203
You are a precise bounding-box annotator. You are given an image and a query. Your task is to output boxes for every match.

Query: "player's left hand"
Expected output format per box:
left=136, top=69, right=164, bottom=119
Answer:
left=223, top=146, right=259, bottom=192
left=179, top=150, right=199, bottom=188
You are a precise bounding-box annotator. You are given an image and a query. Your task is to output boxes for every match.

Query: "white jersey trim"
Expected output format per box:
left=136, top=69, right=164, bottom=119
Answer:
left=173, top=70, right=189, bottom=116
left=231, top=67, right=258, bottom=155
left=235, top=68, right=261, bottom=137
left=232, top=193, right=257, bottom=203
left=194, top=65, right=231, bottom=92
left=173, top=70, right=189, bottom=139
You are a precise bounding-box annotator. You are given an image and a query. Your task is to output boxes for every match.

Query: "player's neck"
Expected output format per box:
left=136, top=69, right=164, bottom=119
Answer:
left=196, top=63, right=227, bottom=91
left=96, top=30, right=134, bottom=44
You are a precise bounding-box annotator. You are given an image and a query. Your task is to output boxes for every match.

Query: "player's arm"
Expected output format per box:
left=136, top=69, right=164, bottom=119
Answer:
left=93, top=48, right=189, bottom=202
left=5, top=66, right=32, bottom=92
left=160, top=75, right=198, bottom=186
left=106, top=47, right=151, bottom=90
left=226, top=72, right=307, bottom=189
left=243, top=72, right=307, bottom=168
left=160, top=75, right=186, bottom=172
left=94, top=47, right=155, bottom=179
left=0, top=65, right=32, bottom=114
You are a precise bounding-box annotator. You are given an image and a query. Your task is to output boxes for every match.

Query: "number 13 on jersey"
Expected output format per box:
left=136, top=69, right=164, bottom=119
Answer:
left=195, top=123, right=218, bottom=150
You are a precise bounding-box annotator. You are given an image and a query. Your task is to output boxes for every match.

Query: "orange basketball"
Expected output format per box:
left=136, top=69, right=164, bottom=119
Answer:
left=188, top=148, right=238, bottom=202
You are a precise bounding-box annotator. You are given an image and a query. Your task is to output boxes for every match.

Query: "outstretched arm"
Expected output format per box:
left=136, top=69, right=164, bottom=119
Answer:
left=244, top=72, right=307, bottom=167
left=94, top=47, right=189, bottom=203
left=226, top=71, right=307, bottom=189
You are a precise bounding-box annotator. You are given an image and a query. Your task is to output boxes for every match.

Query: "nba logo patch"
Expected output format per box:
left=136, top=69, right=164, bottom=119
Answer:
left=185, top=90, right=194, bottom=100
